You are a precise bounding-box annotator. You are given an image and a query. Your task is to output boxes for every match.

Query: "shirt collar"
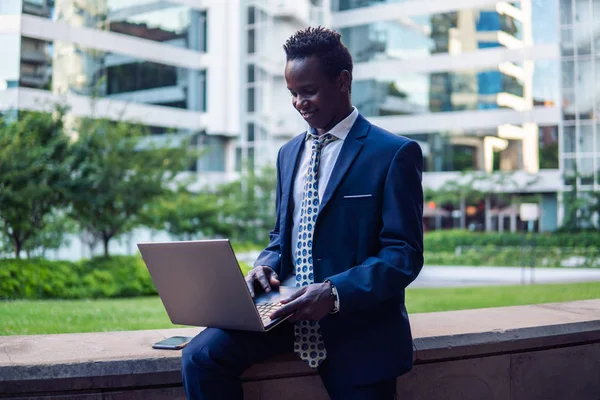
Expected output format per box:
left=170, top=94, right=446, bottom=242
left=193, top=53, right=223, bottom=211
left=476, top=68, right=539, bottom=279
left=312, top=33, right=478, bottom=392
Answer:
left=306, top=107, right=359, bottom=142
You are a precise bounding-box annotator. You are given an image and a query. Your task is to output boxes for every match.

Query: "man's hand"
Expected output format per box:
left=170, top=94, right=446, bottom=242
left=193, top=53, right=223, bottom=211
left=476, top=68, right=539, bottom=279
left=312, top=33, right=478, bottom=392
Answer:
left=246, top=266, right=280, bottom=298
left=270, top=282, right=334, bottom=322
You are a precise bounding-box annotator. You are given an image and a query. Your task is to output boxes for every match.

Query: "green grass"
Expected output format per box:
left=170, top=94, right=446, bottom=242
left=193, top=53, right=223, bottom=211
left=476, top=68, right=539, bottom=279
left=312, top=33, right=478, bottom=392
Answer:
left=405, top=281, right=600, bottom=313
left=2, top=281, right=600, bottom=336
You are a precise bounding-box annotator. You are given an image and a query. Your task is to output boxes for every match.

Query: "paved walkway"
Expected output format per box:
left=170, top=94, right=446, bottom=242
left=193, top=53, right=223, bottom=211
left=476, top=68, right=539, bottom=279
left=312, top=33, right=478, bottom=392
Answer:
left=238, top=252, right=600, bottom=288
left=413, top=266, right=600, bottom=288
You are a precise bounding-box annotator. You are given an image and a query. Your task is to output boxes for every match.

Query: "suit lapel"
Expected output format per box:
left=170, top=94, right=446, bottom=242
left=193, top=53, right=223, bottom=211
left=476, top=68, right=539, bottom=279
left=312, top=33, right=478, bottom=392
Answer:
left=319, top=114, right=370, bottom=213
left=282, top=132, right=306, bottom=200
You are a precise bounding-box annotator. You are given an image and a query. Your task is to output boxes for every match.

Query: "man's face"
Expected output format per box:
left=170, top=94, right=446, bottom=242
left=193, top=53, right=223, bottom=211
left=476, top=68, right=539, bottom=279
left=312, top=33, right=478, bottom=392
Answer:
left=285, top=56, right=346, bottom=133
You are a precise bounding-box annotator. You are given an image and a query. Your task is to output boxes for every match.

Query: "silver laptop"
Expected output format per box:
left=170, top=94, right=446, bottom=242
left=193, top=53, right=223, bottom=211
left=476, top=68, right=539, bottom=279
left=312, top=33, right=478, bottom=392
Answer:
left=137, top=239, right=293, bottom=332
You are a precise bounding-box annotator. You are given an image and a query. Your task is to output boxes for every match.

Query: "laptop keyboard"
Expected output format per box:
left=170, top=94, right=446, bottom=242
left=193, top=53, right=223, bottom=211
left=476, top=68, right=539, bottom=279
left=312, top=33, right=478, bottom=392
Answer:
left=256, top=302, right=283, bottom=326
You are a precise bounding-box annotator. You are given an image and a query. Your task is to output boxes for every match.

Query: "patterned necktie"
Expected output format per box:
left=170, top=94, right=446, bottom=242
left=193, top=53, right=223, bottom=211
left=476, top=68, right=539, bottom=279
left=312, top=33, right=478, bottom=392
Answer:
left=294, top=132, right=338, bottom=368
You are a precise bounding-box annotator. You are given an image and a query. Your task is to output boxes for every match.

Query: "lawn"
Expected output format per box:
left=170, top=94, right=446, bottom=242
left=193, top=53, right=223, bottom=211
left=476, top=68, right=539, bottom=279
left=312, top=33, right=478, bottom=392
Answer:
left=2, top=281, right=600, bottom=336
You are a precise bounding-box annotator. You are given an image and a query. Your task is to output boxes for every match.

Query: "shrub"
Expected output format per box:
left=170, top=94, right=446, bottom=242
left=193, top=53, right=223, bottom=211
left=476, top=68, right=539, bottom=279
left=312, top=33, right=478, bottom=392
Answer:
left=0, top=256, right=253, bottom=300
left=424, top=230, right=600, bottom=252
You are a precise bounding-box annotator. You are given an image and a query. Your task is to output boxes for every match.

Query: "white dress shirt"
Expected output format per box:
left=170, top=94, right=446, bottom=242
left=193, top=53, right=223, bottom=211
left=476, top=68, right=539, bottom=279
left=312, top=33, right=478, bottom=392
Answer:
left=282, top=107, right=359, bottom=286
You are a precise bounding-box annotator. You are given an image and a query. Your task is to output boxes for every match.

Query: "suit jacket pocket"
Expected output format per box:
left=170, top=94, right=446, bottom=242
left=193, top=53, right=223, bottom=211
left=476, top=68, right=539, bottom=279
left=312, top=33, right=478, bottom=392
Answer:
left=341, top=195, right=375, bottom=208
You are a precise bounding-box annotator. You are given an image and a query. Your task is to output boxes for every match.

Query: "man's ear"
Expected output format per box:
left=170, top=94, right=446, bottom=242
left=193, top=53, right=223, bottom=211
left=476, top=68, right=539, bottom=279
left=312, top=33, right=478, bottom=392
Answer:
left=338, top=70, right=352, bottom=93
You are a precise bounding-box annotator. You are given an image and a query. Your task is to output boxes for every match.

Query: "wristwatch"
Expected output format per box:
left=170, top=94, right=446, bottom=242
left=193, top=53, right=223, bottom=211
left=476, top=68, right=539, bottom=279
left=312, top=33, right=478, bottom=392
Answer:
left=325, top=280, right=339, bottom=314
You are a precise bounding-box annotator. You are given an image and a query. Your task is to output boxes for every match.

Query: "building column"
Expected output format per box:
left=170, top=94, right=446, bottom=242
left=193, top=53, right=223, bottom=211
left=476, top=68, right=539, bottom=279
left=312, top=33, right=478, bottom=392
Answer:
left=460, top=198, right=466, bottom=229
left=485, top=196, right=492, bottom=232
left=499, top=214, right=505, bottom=232
left=510, top=213, right=518, bottom=233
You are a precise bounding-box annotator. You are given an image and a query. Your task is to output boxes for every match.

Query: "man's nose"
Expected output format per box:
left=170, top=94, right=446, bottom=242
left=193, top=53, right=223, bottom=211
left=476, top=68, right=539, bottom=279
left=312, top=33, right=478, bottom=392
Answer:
left=296, top=95, right=308, bottom=110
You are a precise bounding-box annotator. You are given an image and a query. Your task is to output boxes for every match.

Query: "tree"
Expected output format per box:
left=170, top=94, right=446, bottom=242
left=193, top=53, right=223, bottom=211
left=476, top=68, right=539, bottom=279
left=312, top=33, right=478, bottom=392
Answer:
left=218, top=167, right=277, bottom=243
left=426, top=173, right=485, bottom=229
left=561, top=171, right=599, bottom=232
left=22, top=210, right=78, bottom=259
left=0, top=108, right=73, bottom=258
left=68, top=116, right=196, bottom=257
left=141, top=188, right=233, bottom=240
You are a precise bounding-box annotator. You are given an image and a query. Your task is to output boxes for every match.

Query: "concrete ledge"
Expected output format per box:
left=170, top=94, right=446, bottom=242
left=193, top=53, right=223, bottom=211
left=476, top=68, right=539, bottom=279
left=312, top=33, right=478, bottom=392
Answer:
left=1, top=300, right=600, bottom=399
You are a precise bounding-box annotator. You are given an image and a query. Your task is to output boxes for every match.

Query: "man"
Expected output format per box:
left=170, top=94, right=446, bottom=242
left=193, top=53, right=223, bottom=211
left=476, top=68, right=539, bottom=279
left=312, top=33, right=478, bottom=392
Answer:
left=182, top=27, right=423, bottom=399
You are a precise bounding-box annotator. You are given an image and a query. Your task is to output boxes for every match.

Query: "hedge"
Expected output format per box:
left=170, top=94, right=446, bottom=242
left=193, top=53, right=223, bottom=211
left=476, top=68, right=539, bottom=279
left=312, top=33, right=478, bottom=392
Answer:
left=424, top=230, right=600, bottom=252
left=425, top=247, right=600, bottom=268
left=0, top=256, right=252, bottom=300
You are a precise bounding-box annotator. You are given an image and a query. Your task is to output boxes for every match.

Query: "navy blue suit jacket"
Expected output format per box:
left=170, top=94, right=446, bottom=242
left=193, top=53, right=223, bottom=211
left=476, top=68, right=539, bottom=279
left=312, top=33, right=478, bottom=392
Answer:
left=254, top=114, right=424, bottom=385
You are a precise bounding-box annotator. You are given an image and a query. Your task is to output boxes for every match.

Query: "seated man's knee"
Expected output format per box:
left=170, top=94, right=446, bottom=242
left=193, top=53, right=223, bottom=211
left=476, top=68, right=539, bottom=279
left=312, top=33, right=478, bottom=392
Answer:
left=181, top=329, right=239, bottom=378
left=181, top=339, right=215, bottom=377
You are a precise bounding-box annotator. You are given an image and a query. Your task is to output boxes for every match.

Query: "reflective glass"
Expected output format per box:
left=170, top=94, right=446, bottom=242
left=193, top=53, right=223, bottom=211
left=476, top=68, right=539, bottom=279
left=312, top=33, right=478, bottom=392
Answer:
left=576, top=58, right=594, bottom=119
left=563, top=89, right=576, bottom=120
left=563, top=158, right=576, bottom=185
left=335, top=0, right=403, bottom=12
left=400, top=125, right=556, bottom=173
left=24, top=39, right=206, bottom=111
left=19, top=36, right=52, bottom=90
left=26, top=1, right=206, bottom=51
left=341, top=9, right=528, bottom=63
left=574, top=22, right=592, bottom=56
left=594, top=0, right=600, bottom=20
left=580, top=157, right=594, bottom=184
left=560, top=0, right=574, bottom=25
left=564, top=125, right=576, bottom=154
left=539, top=125, right=559, bottom=169
left=353, top=62, right=557, bottom=118
left=562, top=59, right=575, bottom=89
left=532, top=0, right=559, bottom=43
left=561, top=26, right=575, bottom=57
left=197, top=134, right=227, bottom=172
left=574, top=0, right=593, bottom=24
left=247, top=123, right=255, bottom=142
left=580, top=123, right=594, bottom=152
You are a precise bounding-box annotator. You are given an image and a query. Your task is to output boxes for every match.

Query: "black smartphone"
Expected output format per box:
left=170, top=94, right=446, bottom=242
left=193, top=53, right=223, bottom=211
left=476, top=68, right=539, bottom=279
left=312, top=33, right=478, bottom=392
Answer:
left=152, top=336, right=193, bottom=350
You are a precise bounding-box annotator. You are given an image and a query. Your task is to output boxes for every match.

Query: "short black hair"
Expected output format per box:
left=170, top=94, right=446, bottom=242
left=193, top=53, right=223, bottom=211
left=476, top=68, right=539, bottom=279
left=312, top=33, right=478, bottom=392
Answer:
left=283, top=26, right=353, bottom=81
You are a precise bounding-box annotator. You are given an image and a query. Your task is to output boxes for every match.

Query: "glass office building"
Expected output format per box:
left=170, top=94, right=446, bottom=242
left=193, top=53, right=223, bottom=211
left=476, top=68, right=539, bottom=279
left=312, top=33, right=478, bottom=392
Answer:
left=0, top=0, right=233, bottom=177
left=2, top=0, right=597, bottom=234
left=330, top=0, right=563, bottom=231
left=559, top=0, right=600, bottom=192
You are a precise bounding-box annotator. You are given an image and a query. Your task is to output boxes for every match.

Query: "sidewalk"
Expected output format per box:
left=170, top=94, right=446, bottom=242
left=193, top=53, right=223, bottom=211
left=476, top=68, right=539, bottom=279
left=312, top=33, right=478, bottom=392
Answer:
left=238, top=252, right=600, bottom=288
left=413, top=266, right=600, bottom=288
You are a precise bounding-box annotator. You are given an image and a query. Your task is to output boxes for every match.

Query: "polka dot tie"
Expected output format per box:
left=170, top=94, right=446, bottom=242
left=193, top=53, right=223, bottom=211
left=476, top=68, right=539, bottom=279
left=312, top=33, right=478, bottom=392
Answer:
left=294, top=132, right=338, bottom=368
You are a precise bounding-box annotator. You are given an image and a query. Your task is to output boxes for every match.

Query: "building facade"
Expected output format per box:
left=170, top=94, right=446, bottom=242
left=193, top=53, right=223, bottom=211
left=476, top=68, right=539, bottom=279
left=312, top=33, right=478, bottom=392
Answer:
left=1, top=0, right=595, bottom=253
left=0, top=0, right=241, bottom=186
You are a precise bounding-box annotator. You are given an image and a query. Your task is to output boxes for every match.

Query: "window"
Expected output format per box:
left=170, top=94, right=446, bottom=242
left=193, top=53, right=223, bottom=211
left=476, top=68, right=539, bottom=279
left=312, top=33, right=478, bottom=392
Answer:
left=198, top=10, right=208, bottom=52
left=107, top=62, right=177, bottom=94
left=197, top=134, right=227, bottom=172
left=248, top=29, right=255, bottom=54
left=235, top=147, right=243, bottom=172
left=247, top=123, right=255, bottom=142
left=247, top=87, right=255, bottom=112
left=199, top=69, right=207, bottom=112
left=247, top=64, right=255, bottom=83
left=248, top=6, right=256, bottom=24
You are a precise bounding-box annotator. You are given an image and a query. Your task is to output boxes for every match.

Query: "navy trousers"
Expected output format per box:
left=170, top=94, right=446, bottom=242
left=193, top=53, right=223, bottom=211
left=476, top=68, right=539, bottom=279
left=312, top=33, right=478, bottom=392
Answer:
left=181, top=324, right=396, bottom=399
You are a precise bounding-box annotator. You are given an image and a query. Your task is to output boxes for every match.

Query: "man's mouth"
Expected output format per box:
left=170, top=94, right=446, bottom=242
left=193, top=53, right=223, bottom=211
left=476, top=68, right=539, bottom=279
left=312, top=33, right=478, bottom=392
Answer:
left=301, top=110, right=317, bottom=119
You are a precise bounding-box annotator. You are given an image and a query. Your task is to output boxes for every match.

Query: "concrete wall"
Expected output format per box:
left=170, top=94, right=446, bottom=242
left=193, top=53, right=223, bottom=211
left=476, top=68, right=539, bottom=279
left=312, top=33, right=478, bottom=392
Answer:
left=1, top=300, right=600, bottom=399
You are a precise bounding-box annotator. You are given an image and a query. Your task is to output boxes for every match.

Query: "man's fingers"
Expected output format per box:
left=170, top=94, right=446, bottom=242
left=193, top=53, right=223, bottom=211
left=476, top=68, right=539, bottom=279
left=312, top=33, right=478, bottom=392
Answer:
left=271, top=299, right=301, bottom=319
left=280, top=288, right=305, bottom=304
left=256, top=271, right=271, bottom=293
left=269, top=275, right=280, bottom=288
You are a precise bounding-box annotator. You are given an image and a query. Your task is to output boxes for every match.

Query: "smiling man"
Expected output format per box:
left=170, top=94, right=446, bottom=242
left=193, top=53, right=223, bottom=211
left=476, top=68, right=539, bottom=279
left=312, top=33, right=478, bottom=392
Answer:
left=182, top=27, right=424, bottom=399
